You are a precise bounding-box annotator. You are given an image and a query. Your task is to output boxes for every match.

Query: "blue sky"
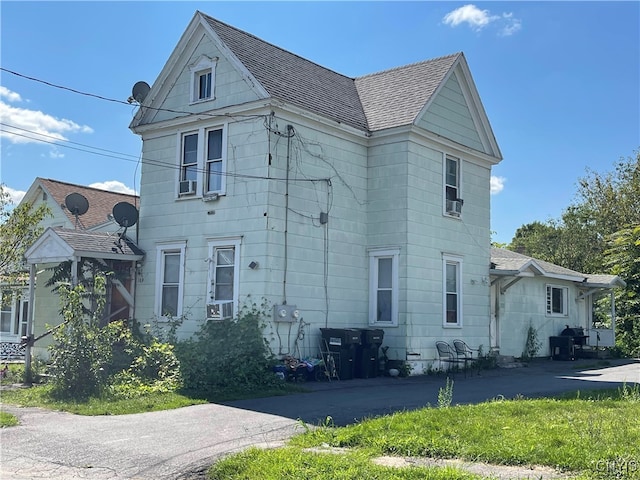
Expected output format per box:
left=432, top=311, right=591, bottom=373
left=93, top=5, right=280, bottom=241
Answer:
left=1, top=1, right=638, bottom=244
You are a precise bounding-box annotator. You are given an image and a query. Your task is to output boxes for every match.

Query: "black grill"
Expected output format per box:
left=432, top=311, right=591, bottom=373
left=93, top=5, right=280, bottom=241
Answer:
left=560, top=326, right=588, bottom=347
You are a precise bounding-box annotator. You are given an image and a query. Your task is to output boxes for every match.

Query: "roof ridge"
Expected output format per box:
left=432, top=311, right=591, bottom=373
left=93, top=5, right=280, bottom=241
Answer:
left=355, top=52, right=461, bottom=80
left=201, top=12, right=354, bottom=81
left=39, top=177, right=138, bottom=198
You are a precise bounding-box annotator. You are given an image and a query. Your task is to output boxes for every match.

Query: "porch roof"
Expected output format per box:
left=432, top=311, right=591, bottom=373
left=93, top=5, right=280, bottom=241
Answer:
left=24, top=227, right=144, bottom=265
left=490, top=248, right=626, bottom=288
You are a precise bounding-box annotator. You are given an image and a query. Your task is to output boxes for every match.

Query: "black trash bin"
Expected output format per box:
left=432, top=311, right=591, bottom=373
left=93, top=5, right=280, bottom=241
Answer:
left=550, top=336, right=574, bottom=361
left=320, top=328, right=361, bottom=380
left=355, top=328, right=384, bottom=378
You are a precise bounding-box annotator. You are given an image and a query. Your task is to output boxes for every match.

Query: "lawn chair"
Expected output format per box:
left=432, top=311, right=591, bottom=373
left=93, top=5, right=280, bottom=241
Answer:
left=435, top=341, right=463, bottom=376
left=453, top=339, right=480, bottom=376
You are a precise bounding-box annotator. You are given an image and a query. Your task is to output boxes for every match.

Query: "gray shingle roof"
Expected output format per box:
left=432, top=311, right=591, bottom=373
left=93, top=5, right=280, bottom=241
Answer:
left=55, top=228, right=144, bottom=258
left=203, top=13, right=460, bottom=134
left=355, top=54, right=460, bottom=131
left=204, top=15, right=369, bottom=132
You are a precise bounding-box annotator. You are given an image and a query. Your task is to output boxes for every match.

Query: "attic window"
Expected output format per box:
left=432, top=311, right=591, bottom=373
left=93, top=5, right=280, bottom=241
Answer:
left=189, top=56, right=217, bottom=103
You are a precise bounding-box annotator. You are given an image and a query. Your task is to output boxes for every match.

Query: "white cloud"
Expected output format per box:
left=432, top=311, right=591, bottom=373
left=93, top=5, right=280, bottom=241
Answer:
left=0, top=86, right=22, bottom=103
left=0, top=88, right=93, bottom=146
left=3, top=186, right=26, bottom=204
left=89, top=180, right=137, bottom=196
left=490, top=176, right=506, bottom=195
left=443, top=4, right=497, bottom=30
left=443, top=4, right=521, bottom=36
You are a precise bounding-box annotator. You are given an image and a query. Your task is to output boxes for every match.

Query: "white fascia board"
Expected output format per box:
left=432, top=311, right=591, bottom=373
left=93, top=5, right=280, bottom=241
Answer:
left=132, top=100, right=274, bottom=137
left=412, top=54, right=502, bottom=162
left=403, top=128, right=500, bottom=168
left=73, top=250, right=143, bottom=262
left=270, top=102, right=370, bottom=143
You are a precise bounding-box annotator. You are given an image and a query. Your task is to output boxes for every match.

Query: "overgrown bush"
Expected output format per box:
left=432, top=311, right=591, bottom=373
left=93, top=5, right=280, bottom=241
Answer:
left=175, top=300, right=283, bottom=398
left=48, top=274, right=181, bottom=401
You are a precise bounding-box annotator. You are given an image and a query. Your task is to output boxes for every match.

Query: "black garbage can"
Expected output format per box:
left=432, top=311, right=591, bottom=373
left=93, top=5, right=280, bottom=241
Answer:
left=320, top=328, right=361, bottom=380
left=355, top=328, right=384, bottom=378
left=550, top=336, right=574, bottom=361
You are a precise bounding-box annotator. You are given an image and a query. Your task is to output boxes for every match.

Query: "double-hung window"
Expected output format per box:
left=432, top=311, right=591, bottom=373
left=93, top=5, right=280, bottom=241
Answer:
left=444, top=155, right=463, bottom=216
left=179, top=133, right=198, bottom=195
left=206, top=128, right=224, bottom=194
left=177, top=125, right=227, bottom=197
left=207, top=238, right=241, bottom=320
left=546, top=285, right=568, bottom=316
left=443, top=254, right=463, bottom=327
left=369, top=248, right=399, bottom=326
left=1, top=291, right=12, bottom=333
left=155, top=243, right=186, bottom=319
left=189, top=56, right=217, bottom=103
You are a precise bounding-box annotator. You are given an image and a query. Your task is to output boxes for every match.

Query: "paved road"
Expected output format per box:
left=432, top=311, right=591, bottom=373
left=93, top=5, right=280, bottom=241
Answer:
left=1, top=359, right=638, bottom=479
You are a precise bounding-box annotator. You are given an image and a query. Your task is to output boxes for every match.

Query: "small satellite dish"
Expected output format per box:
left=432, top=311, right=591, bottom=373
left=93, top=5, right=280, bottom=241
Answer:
left=132, top=81, right=151, bottom=103
left=64, top=193, right=89, bottom=216
left=112, top=202, right=139, bottom=228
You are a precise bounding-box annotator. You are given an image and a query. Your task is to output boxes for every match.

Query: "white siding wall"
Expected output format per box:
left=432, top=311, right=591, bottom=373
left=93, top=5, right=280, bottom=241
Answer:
left=495, top=277, right=585, bottom=358
left=417, top=72, right=485, bottom=153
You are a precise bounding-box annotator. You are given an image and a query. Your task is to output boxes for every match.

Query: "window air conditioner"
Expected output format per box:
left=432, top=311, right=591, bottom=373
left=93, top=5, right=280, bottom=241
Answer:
left=179, top=180, right=197, bottom=195
left=206, top=302, right=233, bottom=320
left=446, top=199, right=463, bottom=216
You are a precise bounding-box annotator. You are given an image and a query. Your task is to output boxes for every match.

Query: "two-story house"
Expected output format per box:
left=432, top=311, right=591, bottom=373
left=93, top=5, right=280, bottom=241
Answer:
left=128, top=11, right=503, bottom=369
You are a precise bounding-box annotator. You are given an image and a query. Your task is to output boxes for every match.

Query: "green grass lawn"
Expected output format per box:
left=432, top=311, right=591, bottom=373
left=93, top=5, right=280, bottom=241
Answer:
left=209, top=385, right=640, bottom=480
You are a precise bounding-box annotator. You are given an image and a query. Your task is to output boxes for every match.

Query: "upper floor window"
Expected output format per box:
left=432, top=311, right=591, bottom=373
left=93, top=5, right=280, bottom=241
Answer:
left=546, top=285, right=568, bottom=316
left=207, top=238, right=241, bottom=320
left=443, top=254, right=463, bottom=327
left=369, top=248, right=399, bottom=326
left=189, top=56, right=217, bottom=103
left=177, top=125, right=227, bottom=198
left=155, top=243, right=186, bottom=319
left=444, top=155, right=463, bottom=217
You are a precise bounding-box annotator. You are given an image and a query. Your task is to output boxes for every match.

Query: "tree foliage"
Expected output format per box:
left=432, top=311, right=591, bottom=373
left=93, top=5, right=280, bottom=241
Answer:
left=507, top=150, right=640, bottom=355
left=0, top=184, right=50, bottom=280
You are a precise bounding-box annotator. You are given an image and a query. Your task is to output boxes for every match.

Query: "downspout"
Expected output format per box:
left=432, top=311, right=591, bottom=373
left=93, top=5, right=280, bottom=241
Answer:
left=282, top=124, right=294, bottom=304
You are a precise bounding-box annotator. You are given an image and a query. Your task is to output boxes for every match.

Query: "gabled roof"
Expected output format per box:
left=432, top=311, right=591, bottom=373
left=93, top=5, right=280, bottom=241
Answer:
left=24, top=227, right=144, bottom=265
left=24, top=178, right=138, bottom=231
left=355, top=54, right=460, bottom=132
left=490, top=248, right=626, bottom=288
left=203, top=14, right=369, bottom=132
left=133, top=11, right=500, bottom=157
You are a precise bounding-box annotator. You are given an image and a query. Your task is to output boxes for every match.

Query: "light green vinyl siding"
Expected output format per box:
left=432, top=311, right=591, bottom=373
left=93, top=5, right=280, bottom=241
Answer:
left=417, top=72, right=485, bottom=153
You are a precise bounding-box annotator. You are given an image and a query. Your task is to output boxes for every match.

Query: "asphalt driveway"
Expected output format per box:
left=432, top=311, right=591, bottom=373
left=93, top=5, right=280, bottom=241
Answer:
left=1, top=358, right=638, bottom=479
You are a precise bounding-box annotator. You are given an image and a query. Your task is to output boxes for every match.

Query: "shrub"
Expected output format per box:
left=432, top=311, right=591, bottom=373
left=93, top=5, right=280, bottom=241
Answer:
left=175, top=300, right=282, bottom=398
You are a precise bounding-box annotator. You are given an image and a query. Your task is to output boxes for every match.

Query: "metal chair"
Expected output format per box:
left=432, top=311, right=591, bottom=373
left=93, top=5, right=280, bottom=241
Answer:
left=453, top=339, right=480, bottom=376
left=435, top=341, right=463, bottom=375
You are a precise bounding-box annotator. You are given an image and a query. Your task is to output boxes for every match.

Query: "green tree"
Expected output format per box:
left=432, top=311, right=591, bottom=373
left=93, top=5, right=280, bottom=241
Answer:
left=0, top=184, right=50, bottom=282
left=603, top=225, right=640, bottom=357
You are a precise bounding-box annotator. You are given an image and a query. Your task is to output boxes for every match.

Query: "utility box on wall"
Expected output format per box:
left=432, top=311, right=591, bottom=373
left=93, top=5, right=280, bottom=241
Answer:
left=273, top=304, right=300, bottom=322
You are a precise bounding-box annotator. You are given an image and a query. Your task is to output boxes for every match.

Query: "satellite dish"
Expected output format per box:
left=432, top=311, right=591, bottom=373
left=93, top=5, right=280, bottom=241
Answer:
left=64, top=193, right=89, bottom=216
left=112, top=202, right=139, bottom=228
left=132, top=81, right=150, bottom=103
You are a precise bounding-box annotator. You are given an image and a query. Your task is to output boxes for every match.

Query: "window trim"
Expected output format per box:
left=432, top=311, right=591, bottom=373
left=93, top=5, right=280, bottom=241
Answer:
left=207, top=237, right=241, bottom=320
left=368, top=248, right=399, bottom=327
left=189, top=56, right=217, bottom=103
left=546, top=284, right=569, bottom=317
left=443, top=154, right=463, bottom=218
left=154, top=242, right=186, bottom=319
left=442, top=254, right=463, bottom=328
left=175, top=124, right=228, bottom=198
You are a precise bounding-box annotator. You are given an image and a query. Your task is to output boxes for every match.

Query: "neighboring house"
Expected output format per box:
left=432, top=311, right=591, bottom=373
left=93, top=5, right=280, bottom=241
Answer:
left=128, top=10, right=503, bottom=370
left=1, top=178, right=142, bottom=360
left=490, top=248, right=625, bottom=358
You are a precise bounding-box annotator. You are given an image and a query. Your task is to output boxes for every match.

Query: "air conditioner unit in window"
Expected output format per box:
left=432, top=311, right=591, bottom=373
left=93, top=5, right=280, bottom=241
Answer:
left=179, top=180, right=197, bottom=195
left=206, top=302, right=233, bottom=320
left=446, top=199, right=463, bottom=216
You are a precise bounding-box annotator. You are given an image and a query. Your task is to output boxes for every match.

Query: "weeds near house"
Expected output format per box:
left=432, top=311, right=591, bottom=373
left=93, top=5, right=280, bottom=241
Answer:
left=437, top=377, right=454, bottom=408
left=522, top=323, right=542, bottom=361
